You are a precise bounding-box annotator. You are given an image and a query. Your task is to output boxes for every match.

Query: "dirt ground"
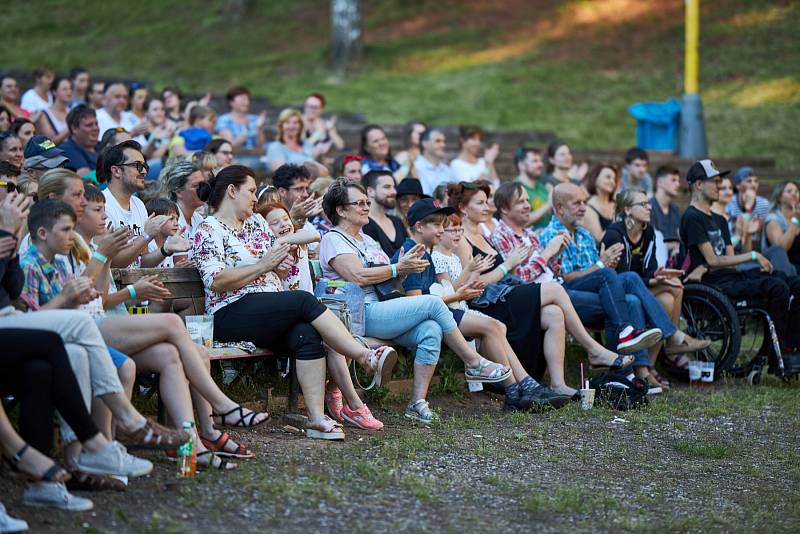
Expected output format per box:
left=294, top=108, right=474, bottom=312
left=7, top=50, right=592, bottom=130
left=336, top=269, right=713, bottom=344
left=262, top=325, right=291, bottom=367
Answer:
left=2, top=381, right=798, bottom=533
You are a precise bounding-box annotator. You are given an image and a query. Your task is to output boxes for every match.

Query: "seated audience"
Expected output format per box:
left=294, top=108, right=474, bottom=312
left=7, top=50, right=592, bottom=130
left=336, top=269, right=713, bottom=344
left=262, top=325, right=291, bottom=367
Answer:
left=88, top=81, right=106, bottom=111
left=619, top=147, right=653, bottom=196
left=726, top=166, right=769, bottom=246
left=361, top=170, right=408, bottom=257
left=95, top=83, right=145, bottom=140
left=394, top=120, right=426, bottom=180
left=162, top=160, right=208, bottom=240
left=331, top=153, right=363, bottom=182
left=415, top=127, right=457, bottom=196
left=139, top=98, right=176, bottom=175
left=205, top=138, right=235, bottom=169
left=319, top=181, right=512, bottom=423
left=0, top=132, right=24, bottom=169
left=681, top=160, right=800, bottom=360
left=13, top=118, right=36, bottom=149
left=20, top=67, right=54, bottom=114
left=169, top=105, right=216, bottom=159
left=359, top=124, right=401, bottom=178
left=215, top=86, right=266, bottom=169
left=0, top=106, right=11, bottom=131
left=475, top=179, right=499, bottom=237
left=649, top=165, right=683, bottom=260
left=36, top=76, right=73, bottom=145
left=194, top=165, right=397, bottom=439
left=712, top=175, right=759, bottom=255
left=582, top=163, right=619, bottom=244
left=59, top=105, right=100, bottom=177
left=0, top=161, right=21, bottom=202
left=602, top=189, right=707, bottom=389
left=762, top=181, right=800, bottom=272
left=449, top=125, right=499, bottom=187
left=1, top=75, right=28, bottom=119
left=68, top=67, right=90, bottom=109
left=22, top=135, right=68, bottom=180
left=542, top=140, right=585, bottom=187
left=302, top=92, right=344, bottom=156
left=265, top=108, right=328, bottom=176
left=513, top=147, right=552, bottom=229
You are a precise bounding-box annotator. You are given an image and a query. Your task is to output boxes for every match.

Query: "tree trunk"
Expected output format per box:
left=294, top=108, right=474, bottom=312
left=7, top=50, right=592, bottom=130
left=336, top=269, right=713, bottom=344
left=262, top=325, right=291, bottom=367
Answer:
left=330, top=0, right=362, bottom=78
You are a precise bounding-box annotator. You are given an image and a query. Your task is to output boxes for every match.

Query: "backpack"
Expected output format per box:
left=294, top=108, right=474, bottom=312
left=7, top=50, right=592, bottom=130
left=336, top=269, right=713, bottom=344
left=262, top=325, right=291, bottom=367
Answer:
left=589, top=373, right=649, bottom=411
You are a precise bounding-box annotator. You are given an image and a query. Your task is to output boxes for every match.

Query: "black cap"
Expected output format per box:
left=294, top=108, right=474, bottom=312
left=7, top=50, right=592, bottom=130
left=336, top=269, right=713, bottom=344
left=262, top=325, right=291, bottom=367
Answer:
left=24, top=136, right=69, bottom=169
left=407, top=197, right=454, bottom=227
left=686, top=159, right=731, bottom=184
left=395, top=178, right=430, bottom=199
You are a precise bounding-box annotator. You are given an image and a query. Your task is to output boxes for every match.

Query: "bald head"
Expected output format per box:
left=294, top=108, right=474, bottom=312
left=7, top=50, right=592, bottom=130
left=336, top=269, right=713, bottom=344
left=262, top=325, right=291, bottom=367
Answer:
left=552, top=182, right=587, bottom=230
left=104, top=83, right=128, bottom=115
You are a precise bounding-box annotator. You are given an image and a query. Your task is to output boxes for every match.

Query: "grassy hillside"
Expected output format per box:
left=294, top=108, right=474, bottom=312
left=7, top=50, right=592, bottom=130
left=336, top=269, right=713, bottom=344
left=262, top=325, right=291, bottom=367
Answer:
left=2, top=0, right=798, bottom=167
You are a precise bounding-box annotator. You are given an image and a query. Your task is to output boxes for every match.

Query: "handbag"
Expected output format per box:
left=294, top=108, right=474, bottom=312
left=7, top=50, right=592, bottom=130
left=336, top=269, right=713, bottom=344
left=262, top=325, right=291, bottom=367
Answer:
left=318, top=297, right=352, bottom=333
left=330, top=230, right=405, bottom=301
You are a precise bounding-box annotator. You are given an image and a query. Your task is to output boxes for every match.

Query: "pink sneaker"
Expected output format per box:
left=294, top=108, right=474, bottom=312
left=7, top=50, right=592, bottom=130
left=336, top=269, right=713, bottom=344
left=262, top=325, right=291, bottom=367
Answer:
left=341, top=404, right=384, bottom=431
left=325, top=386, right=344, bottom=422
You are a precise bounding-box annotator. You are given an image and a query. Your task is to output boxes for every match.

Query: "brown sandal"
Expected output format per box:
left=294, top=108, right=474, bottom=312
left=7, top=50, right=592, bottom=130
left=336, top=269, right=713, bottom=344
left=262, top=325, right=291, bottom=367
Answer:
left=117, top=419, right=190, bottom=451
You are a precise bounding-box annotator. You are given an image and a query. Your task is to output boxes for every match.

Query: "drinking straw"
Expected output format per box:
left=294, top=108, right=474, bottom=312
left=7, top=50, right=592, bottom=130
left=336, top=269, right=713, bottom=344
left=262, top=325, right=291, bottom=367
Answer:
left=580, top=362, right=585, bottom=389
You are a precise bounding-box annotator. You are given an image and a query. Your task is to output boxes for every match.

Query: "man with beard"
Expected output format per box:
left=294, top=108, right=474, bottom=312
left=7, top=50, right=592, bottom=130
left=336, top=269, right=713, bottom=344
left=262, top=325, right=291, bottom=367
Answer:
left=103, top=140, right=191, bottom=268
left=362, top=169, right=409, bottom=257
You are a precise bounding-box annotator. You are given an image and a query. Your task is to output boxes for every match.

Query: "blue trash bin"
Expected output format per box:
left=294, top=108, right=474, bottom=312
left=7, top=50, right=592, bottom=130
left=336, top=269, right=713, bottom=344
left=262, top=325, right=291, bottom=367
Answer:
left=628, top=98, right=681, bottom=151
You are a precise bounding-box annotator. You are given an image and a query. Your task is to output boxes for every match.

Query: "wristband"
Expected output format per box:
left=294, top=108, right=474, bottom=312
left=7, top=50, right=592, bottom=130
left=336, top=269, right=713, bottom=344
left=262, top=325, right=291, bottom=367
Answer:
left=92, top=251, right=108, bottom=264
left=160, top=245, right=172, bottom=257
left=390, top=264, right=398, bottom=279
left=742, top=213, right=751, bottom=221
left=126, top=284, right=137, bottom=300
left=751, top=251, right=757, bottom=262
left=595, top=260, right=605, bottom=269
left=792, top=217, right=800, bottom=226
left=731, top=235, right=741, bottom=247
left=498, top=264, right=509, bottom=276
left=141, top=232, right=154, bottom=243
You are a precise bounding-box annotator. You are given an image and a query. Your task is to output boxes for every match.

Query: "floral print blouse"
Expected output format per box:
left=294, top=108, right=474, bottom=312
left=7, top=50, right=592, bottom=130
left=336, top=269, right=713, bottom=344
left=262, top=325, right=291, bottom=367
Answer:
left=193, top=214, right=285, bottom=314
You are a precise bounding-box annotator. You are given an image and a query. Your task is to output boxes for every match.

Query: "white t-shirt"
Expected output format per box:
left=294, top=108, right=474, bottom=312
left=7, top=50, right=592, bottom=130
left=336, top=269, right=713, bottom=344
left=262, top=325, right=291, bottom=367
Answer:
left=103, top=189, right=149, bottom=267
left=95, top=108, right=139, bottom=140
left=319, top=230, right=389, bottom=304
left=20, top=89, right=52, bottom=113
left=449, top=158, right=489, bottom=183
left=178, top=205, right=206, bottom=242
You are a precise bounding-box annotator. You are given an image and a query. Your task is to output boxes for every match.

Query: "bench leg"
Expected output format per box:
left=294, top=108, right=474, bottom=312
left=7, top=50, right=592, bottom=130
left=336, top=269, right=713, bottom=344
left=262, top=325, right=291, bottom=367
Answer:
left=288, top=356, right=299, bottom=413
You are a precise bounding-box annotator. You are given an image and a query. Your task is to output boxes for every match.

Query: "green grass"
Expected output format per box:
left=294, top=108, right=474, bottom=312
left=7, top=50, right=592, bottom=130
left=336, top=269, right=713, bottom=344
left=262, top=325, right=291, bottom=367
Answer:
left=1, top=0, right=798, bottom=167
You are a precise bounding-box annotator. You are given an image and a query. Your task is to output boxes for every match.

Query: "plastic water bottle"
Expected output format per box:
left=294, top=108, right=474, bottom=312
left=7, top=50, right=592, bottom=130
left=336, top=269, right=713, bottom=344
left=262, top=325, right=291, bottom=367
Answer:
left=176, top=422, right=196, bottom=478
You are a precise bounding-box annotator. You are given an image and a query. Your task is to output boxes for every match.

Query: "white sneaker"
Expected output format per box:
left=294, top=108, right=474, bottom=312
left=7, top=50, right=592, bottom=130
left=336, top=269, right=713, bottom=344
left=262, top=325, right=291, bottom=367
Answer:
left=0, top=503, right=28, bottom=532
left=77, top=441, right=153, bottom=478
left=22, top=482, right=93, bottom=512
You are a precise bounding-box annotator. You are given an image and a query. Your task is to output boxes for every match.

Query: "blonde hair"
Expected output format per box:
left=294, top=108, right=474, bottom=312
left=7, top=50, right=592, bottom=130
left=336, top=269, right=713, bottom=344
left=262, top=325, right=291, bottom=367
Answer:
left=16, top=174, right=38, bottom=196
left=38, top=168, right=90, bottom=264
left=191, top=150, right=218, bottom=174
left=276, top=108, right=304, bottom=143
left=309, top=176, right=334, bottom=199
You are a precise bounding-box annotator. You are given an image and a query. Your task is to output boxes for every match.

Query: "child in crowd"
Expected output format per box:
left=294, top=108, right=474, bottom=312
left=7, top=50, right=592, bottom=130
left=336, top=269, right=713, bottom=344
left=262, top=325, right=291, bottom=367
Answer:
left=258, top=201, right=318, bottom=292
left=169, top=105, right=217, bottom=159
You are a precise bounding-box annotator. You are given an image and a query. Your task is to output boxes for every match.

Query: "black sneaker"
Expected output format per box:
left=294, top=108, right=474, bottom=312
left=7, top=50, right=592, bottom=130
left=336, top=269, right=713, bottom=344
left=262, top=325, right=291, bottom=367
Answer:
left=519, top=384, right=572, bottom=411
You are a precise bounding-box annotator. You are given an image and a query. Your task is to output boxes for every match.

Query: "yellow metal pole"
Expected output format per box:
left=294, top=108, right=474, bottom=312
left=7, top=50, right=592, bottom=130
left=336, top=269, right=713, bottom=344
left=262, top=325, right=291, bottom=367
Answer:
left=685, top=0, right=699, bottom=94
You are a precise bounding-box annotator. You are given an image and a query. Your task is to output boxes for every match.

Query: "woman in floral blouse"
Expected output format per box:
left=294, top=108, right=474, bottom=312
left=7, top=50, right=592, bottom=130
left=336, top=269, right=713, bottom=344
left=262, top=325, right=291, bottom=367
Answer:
left=193, top=165, right=396, bottom=440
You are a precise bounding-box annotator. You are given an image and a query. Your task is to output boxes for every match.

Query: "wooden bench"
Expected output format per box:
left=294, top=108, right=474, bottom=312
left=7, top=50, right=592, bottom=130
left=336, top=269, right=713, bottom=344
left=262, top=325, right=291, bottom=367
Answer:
left=111, top=267, right=300, bottom=411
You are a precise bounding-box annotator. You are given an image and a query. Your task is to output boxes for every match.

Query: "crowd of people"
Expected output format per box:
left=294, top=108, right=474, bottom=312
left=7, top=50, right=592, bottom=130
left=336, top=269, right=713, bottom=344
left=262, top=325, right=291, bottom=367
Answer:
left=1, top=67, right=799, bottom=529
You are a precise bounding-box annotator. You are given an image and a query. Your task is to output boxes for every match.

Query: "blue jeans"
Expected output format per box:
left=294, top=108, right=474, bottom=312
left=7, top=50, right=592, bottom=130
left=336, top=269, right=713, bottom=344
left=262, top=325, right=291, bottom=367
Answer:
left=364, top=295, right=458, bottom=366
left=568, top=289, right=649, bottom=365
left=617, top=272, right=677, bottom=341
left=565, top=268, right=632, bottom=335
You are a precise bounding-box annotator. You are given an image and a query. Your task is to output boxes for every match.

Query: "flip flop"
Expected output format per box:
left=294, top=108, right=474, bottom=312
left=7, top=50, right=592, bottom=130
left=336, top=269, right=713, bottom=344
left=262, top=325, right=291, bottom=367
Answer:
left=305, top=416, right=345, bottom=441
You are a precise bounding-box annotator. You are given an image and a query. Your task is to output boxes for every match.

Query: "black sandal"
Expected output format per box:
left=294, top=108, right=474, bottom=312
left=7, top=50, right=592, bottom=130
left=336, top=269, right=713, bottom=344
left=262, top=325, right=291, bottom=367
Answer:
left=212, top=405, right=268, bottom=428
left=197, top=451, right=236, bottom=471
left=7, top=444, right=71, bottom=483
left=590, top=354, right=633, bottom=372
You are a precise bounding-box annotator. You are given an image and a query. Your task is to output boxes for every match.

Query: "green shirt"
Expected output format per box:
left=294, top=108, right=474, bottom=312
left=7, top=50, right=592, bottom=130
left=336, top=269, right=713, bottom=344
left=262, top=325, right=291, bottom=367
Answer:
left=515, top=177, right=551, bottom=229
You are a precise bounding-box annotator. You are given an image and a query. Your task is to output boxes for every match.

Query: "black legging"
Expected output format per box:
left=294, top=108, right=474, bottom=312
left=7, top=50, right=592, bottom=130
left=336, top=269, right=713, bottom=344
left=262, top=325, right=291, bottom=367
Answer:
left=214, top=291, right=328, bottom=360
left=0, top=329, right=100, bottom=456
left=475, top=283, right=546, bottom=380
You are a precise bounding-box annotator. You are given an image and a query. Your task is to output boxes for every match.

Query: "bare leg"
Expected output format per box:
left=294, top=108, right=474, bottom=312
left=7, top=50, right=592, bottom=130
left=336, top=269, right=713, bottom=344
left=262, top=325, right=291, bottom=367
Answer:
left=296, top=358, right=327, bottom=425
left=539, top=283, right=621, bottom=366
left=412, top=363, right=436, bottom=402
left=540, top=305, right=576, bottom=396
left=326, top=351, right=364, bottom=410
left=310, top=310, right=373, bottom=366
left=0, top=405, right=66, bottom=478
left=99, top=314, right=263, bottom=422
left=458, top=315, right=520, bottom=385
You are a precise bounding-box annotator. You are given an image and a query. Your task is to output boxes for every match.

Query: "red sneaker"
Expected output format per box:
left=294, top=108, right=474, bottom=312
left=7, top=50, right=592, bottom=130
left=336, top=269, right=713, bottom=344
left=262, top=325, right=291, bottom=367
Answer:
left=618, top=328, right=662, bottom=354
left=341, top=404, right=384, bottom=431
left=325, top=386, right=344, bottom=422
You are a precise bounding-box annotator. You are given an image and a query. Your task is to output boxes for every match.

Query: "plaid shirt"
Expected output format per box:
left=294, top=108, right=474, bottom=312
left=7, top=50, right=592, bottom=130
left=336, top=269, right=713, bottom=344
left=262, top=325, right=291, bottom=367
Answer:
left=488, top=220, right=561, bottom=283
left=539, top=217, right=599, bottom=274
left=19, top=244, right=68, bottom=311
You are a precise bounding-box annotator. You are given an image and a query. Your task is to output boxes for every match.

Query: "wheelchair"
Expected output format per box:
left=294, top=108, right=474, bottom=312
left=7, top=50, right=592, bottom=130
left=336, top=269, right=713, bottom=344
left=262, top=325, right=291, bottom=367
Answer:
left=678, top=283, right=798, bottom=384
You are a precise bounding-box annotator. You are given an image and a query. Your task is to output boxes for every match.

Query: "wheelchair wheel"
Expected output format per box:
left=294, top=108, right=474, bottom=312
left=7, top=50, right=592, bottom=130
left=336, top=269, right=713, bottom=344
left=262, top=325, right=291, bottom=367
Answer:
left=727, top=309, right=771, bottom=378
left=680, top=284, right=741, bottom=374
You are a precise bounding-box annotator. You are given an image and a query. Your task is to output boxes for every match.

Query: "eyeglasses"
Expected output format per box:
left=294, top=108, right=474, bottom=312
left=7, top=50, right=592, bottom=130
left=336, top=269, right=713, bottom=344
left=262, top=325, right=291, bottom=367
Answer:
left=0, top=181, right=18, bottom=193
left=345, top=200, right=371, bottom=208
left=116, top=161, right=149, bottom=174
left=444, top=227, right=464, bottom=234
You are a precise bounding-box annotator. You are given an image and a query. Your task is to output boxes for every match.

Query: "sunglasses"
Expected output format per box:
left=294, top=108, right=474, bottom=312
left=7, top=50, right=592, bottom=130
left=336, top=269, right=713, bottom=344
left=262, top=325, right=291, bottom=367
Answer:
left=116, top=161, right=149, bottom=174
left=0, top=181, right=17, bottom=193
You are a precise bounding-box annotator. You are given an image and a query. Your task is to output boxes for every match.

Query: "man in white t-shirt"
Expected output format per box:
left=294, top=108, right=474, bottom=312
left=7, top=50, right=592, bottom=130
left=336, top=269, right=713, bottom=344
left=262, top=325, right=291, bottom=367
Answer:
left=414, top=128, right=457, bottom=196
left=95, top=83, right=147, bottom=140
left=103, top=140, right=190, bottom=267
left=20, top=67, right=54, bottom=113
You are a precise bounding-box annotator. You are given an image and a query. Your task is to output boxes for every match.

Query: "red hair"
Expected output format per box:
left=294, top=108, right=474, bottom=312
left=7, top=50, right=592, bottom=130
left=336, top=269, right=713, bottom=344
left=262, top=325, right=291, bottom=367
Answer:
left=446, top=182, right=490, bottom=212
left=257, top=201, right=290, bottom=220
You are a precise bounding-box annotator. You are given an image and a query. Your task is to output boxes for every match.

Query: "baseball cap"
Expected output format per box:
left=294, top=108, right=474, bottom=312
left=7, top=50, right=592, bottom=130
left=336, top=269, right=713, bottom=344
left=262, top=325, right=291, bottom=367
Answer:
left=407, top=197, right=454, bottom=227
left=733, top=166, right=755, bottom=186
left=685, top=159, right=730, bottom=184
left=23, top=135, right=68, bottom=169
